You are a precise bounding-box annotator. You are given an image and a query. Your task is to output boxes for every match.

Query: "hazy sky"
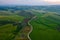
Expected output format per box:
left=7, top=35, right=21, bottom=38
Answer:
left=0, top=0, right=60, bottom=5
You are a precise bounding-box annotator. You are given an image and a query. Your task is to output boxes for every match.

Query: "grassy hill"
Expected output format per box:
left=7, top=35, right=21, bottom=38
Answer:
left=0, top=11, right=24, bottom=40
left=30, top=10, right=60, bottom=40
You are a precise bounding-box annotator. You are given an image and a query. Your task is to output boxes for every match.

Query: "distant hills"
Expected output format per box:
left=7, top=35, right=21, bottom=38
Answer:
left=0, top=5, right=60, bottom=13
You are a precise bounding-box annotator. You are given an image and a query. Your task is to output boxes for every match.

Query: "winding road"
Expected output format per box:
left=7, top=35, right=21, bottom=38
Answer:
left=27, top=16, right=37, bottom=40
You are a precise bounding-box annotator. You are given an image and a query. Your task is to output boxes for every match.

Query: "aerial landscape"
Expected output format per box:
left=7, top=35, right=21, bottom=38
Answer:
left=0, top=0, right=60, bottom=40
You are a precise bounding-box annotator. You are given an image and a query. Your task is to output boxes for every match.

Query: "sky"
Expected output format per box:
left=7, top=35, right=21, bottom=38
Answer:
left=0, top=0, right=60, bottom=5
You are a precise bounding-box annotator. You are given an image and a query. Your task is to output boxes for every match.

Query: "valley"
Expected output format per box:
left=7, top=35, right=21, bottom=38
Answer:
left=0, top=5, right=60, bottom=40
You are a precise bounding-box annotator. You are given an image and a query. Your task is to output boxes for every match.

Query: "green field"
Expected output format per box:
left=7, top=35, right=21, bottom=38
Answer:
left=30, top=10, right=60, bottom=40
left=0, top=11, right=24, bottom=40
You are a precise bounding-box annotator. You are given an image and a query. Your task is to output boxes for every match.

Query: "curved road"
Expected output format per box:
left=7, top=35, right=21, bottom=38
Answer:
left=27, top=16, right=37, bottom=40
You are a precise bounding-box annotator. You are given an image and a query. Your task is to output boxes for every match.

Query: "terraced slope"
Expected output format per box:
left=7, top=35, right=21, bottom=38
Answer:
left=0, top=15, right=24, bottom=40
left=30, top=10, right=60, bottom=40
